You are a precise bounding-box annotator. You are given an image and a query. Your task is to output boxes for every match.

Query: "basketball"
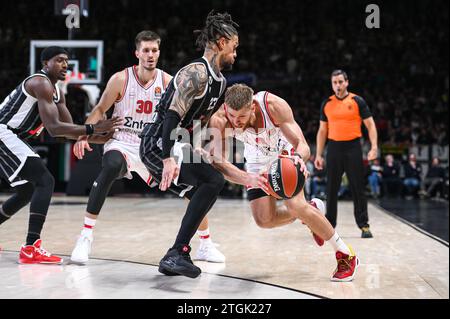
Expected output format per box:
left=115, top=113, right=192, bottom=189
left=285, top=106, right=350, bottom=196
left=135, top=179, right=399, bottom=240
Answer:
left=264, top=157, right=305, bottom=199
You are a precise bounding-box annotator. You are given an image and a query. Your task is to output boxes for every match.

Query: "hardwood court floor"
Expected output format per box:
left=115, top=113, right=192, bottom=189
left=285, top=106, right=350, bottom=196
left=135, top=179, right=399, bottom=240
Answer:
left=0, top=195, right=448, bottom=299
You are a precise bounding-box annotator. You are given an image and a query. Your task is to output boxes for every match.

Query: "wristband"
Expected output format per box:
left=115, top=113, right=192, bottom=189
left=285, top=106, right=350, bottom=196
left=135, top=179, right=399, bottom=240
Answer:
left=85, top=124, right=94, bottom=136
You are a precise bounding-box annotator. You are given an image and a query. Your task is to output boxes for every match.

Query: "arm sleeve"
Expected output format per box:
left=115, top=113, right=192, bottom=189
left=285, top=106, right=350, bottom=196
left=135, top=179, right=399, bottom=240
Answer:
left=161, top=109, right=181, bottom=159
left=319, top=99, right=329, bottom=122
left=353, top=95, right=372, bottom=119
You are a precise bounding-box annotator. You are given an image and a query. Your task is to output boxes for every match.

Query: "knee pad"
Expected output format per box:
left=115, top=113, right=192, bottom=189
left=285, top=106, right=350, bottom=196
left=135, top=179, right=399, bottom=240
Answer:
left=102, top=151, right=128, bottom=177
left=37, top=170, right=55, bottom=190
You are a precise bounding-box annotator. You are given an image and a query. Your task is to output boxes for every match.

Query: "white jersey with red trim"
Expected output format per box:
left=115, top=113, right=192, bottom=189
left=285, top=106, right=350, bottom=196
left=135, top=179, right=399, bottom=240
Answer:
left=112, top=66, right=165, bottom=145
left=230, top=91, right=294, bottom=174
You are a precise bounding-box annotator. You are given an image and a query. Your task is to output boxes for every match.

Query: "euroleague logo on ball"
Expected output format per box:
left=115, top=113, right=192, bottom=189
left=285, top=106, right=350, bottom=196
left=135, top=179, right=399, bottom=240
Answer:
left=266, top=157, right=305, bottom=199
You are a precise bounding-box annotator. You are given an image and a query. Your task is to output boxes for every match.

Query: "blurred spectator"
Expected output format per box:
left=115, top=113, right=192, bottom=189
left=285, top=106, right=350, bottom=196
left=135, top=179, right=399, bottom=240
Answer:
left=382, top=154, right=402, bottom=198
left=305, top=155, right=315, bottom=200
left=306, top=154, right=327, bottom=200
left=403, top=153, right=423, bottom=198
left=0, top=1, right=447, bottom=151
left=444, top=168, right=449, bottom=200
left=421, top=157, right=447, bottom=198
left=368, top=159, right=383, bottom=198
left=0, top=0, right=447, bottom=199
left=338, top=173, right=350, bottom=199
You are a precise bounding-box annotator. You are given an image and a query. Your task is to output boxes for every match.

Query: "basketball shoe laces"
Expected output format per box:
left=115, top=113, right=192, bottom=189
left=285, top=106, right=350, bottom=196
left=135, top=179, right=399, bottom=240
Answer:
left=337, top=256, right=352, bottom=272
left=36, top=246, right=52, bottom=257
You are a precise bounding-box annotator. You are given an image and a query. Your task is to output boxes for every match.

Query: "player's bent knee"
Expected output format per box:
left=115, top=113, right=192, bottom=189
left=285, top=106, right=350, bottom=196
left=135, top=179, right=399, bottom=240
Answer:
left=39, top=170, right=55, bottom=189
left=286, top=197, right=309, bottom=214
left=102, top=151, right=127, bottom=176
left=209, top=171, right=226, bottom=193
left=252, top=210, right=276, bottom=229
left=254, top=216, right=276, bottom=229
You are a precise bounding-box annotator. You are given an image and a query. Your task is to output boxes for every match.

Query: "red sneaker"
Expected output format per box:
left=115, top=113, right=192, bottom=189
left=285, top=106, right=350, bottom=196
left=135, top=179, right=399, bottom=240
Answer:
left=331, top=246, right=360, bottom=282
left=308, top=198, right=325, bottom=246
left=19, top=239, right=63, bottom=264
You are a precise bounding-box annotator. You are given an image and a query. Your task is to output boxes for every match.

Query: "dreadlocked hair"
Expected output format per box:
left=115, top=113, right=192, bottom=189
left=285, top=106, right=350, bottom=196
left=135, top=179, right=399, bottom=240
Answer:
left=194, top=10, right=239, bottom=50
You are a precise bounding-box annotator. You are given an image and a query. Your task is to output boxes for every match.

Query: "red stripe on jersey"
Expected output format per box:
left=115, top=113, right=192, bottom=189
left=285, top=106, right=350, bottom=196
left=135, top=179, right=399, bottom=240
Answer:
left=116, top=68, right=129, bottom=102
left=253, top=99, right=266, bottom=129
left=28, top=123, right=44, bottom=136
left=132, top=65, right=158, bottom=90
left=263, top=92, right=278, bottom=127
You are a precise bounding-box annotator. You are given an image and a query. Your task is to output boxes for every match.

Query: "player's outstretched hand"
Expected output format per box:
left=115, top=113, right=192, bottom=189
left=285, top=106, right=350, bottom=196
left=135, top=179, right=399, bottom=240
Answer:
left=73, top=136, right=91, bottom=159
left=160, top=157, right=180, bottom=191
left=247, top=173, right=269, bottom=193
left=93, top=116, right=123, bottom=133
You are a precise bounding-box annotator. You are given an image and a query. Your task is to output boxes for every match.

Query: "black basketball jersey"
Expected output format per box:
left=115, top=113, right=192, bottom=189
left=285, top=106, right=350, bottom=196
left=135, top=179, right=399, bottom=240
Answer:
left=0, top=70, right=61, bottom=139
left=141, top=57, right=226, bottom=143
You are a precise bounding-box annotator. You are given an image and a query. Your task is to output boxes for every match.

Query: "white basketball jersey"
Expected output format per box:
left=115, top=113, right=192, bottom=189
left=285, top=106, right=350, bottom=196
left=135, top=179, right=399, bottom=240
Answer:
left=230, top=91, right=294, bottom=174
left=112, top=66, right=165, bottom=144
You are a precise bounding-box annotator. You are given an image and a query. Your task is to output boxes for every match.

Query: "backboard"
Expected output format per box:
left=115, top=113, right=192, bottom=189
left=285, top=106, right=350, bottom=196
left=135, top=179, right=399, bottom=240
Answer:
left=30, top=40, right=103, bottom=85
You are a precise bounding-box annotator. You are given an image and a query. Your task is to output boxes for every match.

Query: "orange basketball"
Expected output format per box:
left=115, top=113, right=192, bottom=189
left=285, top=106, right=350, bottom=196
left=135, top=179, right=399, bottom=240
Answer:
left=264, top=157, right=305, bottom=199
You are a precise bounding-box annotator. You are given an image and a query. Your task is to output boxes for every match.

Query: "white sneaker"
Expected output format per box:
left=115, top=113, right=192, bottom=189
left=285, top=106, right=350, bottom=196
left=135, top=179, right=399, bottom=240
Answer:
left=70, top=234, right=93, bottom=264
left=310, top=198, right=325, bottom=215
left=195, top=241, right=226, bottom=263
left=308, top=198, right=326, bottom=247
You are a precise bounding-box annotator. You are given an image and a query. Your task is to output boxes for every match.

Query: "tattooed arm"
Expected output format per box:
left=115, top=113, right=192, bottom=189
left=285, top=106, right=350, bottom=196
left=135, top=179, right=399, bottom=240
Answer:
left=159, top=63, right=209, bottom=191
left=169, top=63, right=208, bottom=117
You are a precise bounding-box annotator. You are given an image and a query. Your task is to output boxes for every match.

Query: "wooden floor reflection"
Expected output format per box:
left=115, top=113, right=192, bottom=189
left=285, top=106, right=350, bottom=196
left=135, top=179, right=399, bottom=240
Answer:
left=0, top=195, right=448, bottom=299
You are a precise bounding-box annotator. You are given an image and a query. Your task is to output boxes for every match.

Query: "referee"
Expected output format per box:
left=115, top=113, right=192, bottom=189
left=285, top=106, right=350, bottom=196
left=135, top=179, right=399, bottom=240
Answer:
left=314, top=70, right=378, bottom=238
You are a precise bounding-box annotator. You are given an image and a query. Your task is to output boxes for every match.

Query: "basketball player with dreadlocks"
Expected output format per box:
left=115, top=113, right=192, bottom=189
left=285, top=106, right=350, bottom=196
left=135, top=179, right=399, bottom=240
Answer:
left=0, top=46, right=121, bottom=264
left=202, top=84, right=360, bottom=281
left=140, top=11, right=266, bottom=278
left=70, top=31, right=225, bottom=265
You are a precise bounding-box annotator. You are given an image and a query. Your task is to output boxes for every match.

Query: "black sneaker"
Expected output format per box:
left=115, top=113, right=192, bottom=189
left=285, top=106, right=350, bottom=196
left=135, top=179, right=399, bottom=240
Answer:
left=361, top=227, right=373, bottom=238
left=158, top=244, right=201, bottom=278
left=158, top=267, right=181, bottom=276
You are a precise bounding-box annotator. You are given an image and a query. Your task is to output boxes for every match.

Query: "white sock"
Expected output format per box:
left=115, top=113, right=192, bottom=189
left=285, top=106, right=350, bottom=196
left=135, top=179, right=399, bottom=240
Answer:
left=197, top=228, right=212, bottom=245
left=327, top=232, right=351, bottom=255
left=81, top=216, right=96, bottom=237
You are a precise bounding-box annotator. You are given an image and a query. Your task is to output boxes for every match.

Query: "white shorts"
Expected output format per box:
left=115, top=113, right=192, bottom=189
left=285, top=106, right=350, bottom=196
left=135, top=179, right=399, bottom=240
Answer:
left=245, top=160, right=273, bottom=191
left=244, top=151, right=294, bottom=191
left=103, top=139, right=155, bottom=187
left=0, top=124, right=39, bottom=187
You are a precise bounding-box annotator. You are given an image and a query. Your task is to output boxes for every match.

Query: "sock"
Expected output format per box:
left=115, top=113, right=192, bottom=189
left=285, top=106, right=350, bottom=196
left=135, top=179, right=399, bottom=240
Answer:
left=197, top=228, right=212, bottom=245
left=26, top=212, right=47, bottom=246
left=81, top=216, right=96, bottom=237
left=327, top=232, right=351, bottom=255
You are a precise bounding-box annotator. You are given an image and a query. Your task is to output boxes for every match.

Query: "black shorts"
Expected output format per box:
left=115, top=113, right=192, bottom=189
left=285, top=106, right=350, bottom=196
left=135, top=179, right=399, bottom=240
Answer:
left=139, top=135, right=218, bottom=198
left=247, top=188, right=270, bottom=201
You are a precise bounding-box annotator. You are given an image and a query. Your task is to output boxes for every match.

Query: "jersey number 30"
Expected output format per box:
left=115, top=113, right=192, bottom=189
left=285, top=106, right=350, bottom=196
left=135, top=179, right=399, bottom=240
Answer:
left=136, top=100, right=153, bottom=114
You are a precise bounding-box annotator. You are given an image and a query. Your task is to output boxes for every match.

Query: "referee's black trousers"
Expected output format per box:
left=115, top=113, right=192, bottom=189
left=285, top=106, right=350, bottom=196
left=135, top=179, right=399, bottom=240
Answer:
left=325, top=138, right=369, bottom=229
